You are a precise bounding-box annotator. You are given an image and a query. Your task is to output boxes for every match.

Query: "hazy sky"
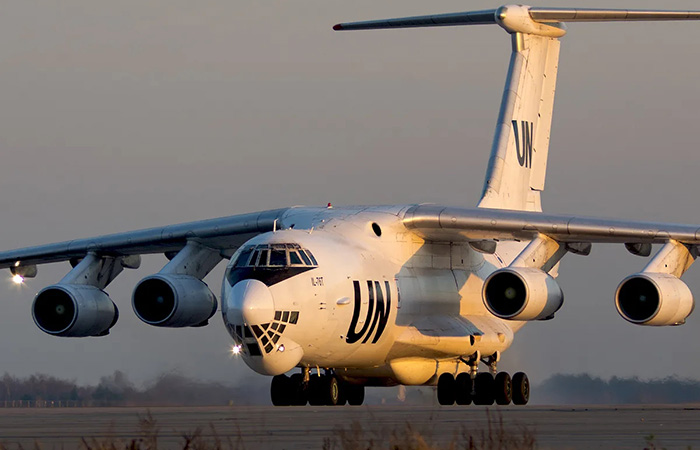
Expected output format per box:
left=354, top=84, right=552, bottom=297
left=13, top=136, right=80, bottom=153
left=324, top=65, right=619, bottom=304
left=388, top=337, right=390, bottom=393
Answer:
left=0, top=0, right=699, bottom=390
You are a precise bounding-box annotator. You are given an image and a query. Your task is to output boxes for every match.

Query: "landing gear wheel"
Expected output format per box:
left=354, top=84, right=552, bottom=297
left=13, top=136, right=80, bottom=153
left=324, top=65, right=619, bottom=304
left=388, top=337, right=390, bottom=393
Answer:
left=324, top=376, right=342, bottom=406
left=270, top=374, right=291, bottom=406
left=346, top=384, right=365, bottom=406
left=307, top=375, right=342, bottom=406
left=289, top=373, right=307, bottom=406
left=455, top=373, right=473, bottom=405
left=308, top=376, right=325, bottom=406
left=336, top=381, right=348, bottom=406
left=494, top=372, right=512, bottom=405
left=512, top=372, right=530, bottom=405
left=437, top=373, right=456, bottom=405
left=473, top=372, right=495, bottom=405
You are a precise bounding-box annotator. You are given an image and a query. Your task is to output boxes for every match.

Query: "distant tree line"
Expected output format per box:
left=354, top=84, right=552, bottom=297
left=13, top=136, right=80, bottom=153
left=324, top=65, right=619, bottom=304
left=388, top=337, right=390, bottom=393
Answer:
left=0, top=371, right=266, bottom=407
left=1, top=371, right=700, bottom=406
left=535, top=374, right=700, bottom=404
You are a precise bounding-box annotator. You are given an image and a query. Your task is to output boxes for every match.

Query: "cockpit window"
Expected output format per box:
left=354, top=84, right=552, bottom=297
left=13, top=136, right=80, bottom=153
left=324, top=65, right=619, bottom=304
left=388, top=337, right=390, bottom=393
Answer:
left=297, top=250, right=312, bottom=266
left=249, top=250, right=260, bottom=266
left=289, top=251, right=303, bottom=265
left=257, top=250, right=269, bottom=267
left=234, top=248, right=254, bottom=267
left=231, top=243, right=318, bottom=271
left=305, top=250, right=318, bottom=266
left=269, top=250, right=286, bottom=266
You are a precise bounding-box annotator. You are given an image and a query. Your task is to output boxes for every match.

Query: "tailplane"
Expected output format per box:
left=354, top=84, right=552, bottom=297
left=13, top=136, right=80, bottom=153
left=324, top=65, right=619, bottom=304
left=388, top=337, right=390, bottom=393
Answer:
left=334, top=5, right=700, bottom=212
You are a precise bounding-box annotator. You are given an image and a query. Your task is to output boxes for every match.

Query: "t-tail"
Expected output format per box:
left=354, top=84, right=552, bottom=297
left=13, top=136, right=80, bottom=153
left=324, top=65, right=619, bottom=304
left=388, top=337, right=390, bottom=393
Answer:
left=334, top=5, right=700, bottom=212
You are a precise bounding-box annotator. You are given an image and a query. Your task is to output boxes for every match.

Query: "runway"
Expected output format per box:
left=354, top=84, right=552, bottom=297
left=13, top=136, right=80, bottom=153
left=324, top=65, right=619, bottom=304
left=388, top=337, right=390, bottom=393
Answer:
left=0, top=405, right=697, bottom=449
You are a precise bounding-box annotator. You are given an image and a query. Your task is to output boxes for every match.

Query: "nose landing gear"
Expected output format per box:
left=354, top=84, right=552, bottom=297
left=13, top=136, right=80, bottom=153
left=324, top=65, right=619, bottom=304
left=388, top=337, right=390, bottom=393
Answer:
left=270, top=369, right=365, bottom=406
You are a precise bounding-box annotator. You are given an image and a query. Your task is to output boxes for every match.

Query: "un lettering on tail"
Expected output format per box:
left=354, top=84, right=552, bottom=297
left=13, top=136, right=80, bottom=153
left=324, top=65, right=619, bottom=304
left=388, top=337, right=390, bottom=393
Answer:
left=513, top=120, right=534, bottom=169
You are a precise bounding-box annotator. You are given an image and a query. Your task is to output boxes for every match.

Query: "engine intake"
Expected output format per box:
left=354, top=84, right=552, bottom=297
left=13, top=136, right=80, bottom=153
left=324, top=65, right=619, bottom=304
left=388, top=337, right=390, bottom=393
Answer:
left=615, top=273, right=694, bottom=326
left=132, top=274, right=217, bottom=327
left=32, top=285, right=118, bottom=337
left=483, top=267, right=563, bottom=321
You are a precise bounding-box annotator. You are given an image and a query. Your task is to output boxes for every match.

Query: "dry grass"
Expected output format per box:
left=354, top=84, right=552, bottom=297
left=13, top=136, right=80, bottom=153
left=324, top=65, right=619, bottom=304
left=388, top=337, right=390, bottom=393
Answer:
left=75, top=412, right=246, bottom=450
left=322, top=410, right=536, bottom=450
left=0, top=410, right=535, bottom=450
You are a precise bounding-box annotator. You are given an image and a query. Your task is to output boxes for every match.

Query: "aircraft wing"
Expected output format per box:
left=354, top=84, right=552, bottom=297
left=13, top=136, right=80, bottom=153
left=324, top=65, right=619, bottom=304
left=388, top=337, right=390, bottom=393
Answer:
left=403, top=205, right=700, bottom=245
left=0, top=208, right=288, bottom=271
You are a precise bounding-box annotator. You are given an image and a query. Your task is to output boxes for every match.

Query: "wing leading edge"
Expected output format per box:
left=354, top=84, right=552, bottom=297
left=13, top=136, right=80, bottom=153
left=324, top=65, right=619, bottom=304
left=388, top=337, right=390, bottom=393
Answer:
left=404, top=205, right=700, bottom=245
left=0, top=208, right=289, bottom=271
left=7, top=203, right=698, bottom=270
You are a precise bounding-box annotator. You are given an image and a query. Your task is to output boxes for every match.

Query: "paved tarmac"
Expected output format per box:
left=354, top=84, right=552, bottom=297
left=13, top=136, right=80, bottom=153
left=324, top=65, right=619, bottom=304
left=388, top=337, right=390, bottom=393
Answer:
left=0, top=405, right=697, bottom=449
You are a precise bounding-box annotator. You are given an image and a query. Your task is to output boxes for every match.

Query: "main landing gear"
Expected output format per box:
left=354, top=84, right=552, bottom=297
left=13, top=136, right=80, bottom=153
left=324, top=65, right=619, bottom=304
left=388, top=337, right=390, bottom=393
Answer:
left=437, top=371, right=529, bottom=405
left=270, top=369, right=365, bottom=406
left=437, top=353, right=530, bottom=406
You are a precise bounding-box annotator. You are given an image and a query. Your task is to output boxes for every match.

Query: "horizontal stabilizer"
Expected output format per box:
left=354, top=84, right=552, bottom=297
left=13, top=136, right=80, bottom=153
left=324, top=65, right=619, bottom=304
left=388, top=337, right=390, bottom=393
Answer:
left=333, top=10, right=497, bottom=31
left=334, top=5, right=700, bottom=32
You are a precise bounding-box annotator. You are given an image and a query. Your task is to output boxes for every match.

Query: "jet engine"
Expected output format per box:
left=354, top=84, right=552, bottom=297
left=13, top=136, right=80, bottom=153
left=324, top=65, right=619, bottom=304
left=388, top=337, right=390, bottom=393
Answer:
left=483, top=267, right=563, bottom=321
left=132, top=274, right=217, bottom=327
left=32, top=284, right=118, bottom=337
left=615, top=273, right=694, bottom=326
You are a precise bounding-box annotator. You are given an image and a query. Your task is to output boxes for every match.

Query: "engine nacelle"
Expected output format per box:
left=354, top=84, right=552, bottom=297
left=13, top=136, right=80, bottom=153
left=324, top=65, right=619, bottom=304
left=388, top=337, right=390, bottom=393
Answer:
left=132, top=274, right=217, bottom=327
left=483, top=267, right=564, bottom=321
left=32, top=284, right=118, bottom=337
left=615, top=273, right=694, bottom=326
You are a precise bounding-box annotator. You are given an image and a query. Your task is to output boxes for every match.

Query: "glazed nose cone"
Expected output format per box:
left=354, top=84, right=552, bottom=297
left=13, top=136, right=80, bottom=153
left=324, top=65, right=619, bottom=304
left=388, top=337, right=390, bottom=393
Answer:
left=228, top=279, right=275, bottom=325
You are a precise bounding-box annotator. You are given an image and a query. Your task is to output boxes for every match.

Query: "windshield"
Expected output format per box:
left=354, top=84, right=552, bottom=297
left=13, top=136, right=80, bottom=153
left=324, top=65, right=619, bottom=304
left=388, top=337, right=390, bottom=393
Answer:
left=232, top=243, right=318, bottom=269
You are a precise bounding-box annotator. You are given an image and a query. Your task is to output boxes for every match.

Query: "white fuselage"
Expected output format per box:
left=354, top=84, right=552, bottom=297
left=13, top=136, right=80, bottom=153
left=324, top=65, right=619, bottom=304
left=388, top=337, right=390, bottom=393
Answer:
left=220, top=205, right=531, bottom=386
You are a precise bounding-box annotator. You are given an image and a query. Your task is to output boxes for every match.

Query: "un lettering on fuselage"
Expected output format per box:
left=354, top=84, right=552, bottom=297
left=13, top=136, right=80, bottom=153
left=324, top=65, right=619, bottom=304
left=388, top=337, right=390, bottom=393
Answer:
left=346, top=280, right=391, bottom=344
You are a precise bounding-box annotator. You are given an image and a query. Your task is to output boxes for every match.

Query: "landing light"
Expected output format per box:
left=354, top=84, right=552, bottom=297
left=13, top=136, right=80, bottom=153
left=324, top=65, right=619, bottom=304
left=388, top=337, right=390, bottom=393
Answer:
left=231, top=344, right=242, bottom=356
left=277, top=344, right=285, bottom=353
left=12, top=274, right=24, bottom=285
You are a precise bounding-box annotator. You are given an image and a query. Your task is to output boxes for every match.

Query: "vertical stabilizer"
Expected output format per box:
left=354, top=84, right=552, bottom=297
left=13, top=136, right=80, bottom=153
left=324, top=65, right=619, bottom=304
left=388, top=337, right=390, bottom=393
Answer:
left=478, top=30, right=560, bottom=212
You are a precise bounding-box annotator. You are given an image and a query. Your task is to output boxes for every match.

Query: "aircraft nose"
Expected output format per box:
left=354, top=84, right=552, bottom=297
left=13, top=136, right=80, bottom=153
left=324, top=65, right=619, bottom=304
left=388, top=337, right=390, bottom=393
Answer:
left=227, top=279, right=275, bottom=325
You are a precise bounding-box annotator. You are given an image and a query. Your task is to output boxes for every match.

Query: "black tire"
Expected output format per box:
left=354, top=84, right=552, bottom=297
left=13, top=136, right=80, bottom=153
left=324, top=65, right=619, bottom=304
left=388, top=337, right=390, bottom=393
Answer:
left=325, top=376, right=341, bottom=406
left=346, top=384, right=365, bottom=406
left=512, top=372, right=530, bottom=405
left=336, top=381, right=348, bottom=406
left=455, top=373, right=473, bottom=405
left=270, top=375, right=290, bottom=406
left=289, top=373, right=307, bottom=406
left=473, top=373, right=495, bottom=405
left=308, top=376, right=325, bottom=406
left=494, top=372, right=512, bottom=405
left=437, top=373, right=456, bottom=405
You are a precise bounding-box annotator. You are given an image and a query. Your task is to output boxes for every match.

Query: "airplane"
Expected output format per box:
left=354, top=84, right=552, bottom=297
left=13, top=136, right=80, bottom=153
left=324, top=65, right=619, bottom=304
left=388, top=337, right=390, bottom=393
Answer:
left=1, top=5, right=700, bottom=407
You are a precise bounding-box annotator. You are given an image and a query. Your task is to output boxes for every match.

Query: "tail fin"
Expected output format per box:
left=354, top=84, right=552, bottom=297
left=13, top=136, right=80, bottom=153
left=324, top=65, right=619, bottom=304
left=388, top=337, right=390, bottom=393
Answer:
left=334, top=5, right=700, bottom=212
left=479, top=27, right=560, bottom=212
